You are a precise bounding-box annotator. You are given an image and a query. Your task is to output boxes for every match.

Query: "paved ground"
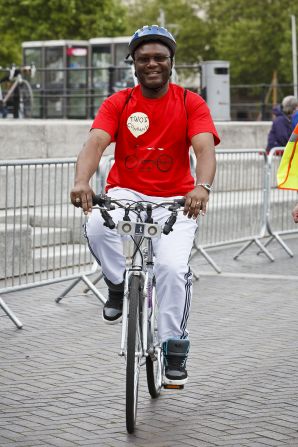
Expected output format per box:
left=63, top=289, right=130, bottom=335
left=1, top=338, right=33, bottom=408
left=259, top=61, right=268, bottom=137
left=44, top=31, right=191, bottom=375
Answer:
left=1, top=235, right=298, bottom=446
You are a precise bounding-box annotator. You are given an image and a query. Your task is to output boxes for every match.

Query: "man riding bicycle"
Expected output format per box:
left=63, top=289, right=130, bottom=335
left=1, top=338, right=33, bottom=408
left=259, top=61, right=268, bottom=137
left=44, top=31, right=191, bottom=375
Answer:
left=70, top=25, right=220, bottom=385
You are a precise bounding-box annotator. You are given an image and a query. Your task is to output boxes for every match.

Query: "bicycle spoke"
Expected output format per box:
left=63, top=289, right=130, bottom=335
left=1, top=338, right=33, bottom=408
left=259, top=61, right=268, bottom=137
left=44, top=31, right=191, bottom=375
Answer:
left=146, top=279, right=163, bottom=398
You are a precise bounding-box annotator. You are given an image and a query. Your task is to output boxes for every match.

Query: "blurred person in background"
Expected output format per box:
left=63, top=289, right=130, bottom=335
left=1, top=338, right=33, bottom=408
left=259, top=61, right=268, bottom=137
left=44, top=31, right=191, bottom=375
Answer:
left=292, top=103, right=298, bottom=129
left=292, top=204, right=298, bottom=223
left=266, top=95, right=298, bottom=153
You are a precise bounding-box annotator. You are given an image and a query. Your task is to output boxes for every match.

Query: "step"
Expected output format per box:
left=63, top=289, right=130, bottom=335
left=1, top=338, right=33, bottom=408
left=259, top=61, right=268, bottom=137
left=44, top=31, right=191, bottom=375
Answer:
left=31, top=226, right=71, bottom=248
left=33, top=244, right=94, bottom=274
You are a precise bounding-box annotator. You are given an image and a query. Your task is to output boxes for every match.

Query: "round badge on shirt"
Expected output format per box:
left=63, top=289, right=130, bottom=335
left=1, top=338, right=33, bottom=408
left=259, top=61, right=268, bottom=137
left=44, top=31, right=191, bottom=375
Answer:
left=127, top=112, right=149, bottom=138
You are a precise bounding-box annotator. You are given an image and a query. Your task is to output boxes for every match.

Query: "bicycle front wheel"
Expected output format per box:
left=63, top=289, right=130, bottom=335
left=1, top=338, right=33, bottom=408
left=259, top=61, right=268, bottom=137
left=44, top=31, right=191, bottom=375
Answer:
left=126, top=274, right=142, bottom=434
left=146, top=281, right=163, bottom=398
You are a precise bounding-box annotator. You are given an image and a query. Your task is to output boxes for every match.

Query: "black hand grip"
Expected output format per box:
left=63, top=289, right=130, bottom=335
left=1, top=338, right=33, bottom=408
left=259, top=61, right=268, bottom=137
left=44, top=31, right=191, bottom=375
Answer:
left=176, top=198, right=185, bottom=207
left=92, top=194, right=106, bottom=206
left=93, top=194, right=115, bottom=210
left=163, top=213, right=177, bottom=235
left=101, top=210, right=115, bottom=229
left=168, top=198, right=185, bottom=211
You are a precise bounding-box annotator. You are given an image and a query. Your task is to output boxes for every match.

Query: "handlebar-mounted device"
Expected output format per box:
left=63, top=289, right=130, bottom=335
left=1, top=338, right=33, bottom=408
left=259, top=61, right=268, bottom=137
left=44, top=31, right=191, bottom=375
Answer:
left=92, top=194, right=185, bottom=235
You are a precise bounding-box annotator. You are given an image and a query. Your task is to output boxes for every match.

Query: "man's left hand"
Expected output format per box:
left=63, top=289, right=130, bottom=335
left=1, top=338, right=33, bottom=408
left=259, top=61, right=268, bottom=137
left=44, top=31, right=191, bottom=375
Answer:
left=183, top=186, right=209, bottom=219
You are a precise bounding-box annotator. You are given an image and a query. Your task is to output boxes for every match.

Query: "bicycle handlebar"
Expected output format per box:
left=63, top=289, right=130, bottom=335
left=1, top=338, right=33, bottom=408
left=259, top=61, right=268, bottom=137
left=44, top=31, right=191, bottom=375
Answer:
left=92, top=194, right=185, bottom=209
left=92, top=194, right=185, bottom=234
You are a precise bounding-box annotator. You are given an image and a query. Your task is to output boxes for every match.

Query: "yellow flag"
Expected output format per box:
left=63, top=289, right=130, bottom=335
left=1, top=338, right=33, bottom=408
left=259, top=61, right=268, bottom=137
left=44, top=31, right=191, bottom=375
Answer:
left=277, top=123, right=298, bottom=190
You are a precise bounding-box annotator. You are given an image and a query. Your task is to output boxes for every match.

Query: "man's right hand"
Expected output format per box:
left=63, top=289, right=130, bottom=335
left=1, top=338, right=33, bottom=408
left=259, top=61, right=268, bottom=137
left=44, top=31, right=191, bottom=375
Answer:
left=70, top=182, right=94, bottom=215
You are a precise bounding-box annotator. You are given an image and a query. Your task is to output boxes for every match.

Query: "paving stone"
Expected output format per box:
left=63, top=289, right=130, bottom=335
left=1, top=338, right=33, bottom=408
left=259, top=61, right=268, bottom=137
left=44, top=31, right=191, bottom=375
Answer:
left=1, top=237, right=298, bottom=446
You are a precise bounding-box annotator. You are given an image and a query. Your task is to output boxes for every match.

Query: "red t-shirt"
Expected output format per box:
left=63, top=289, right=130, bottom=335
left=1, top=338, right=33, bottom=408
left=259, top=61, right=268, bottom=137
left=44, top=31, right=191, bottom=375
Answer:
left=92, top=84, right=220, bottom=197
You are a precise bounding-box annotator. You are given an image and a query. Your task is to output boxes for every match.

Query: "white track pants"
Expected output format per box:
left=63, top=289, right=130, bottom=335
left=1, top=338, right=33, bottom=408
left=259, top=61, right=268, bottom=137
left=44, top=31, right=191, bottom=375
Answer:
left=85, top=188, right=197, bottom=343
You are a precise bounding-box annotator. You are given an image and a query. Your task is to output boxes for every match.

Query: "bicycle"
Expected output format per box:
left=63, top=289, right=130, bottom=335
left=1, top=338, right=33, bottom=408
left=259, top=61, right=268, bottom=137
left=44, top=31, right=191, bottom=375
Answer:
left=92, top=193, right=185, bottom=434
left=0, top=64, right=35, bottom=118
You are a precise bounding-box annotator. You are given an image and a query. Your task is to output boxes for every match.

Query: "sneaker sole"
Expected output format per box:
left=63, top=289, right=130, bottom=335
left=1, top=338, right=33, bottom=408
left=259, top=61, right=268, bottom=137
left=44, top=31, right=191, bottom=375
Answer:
left=163, top=375, right=188, bottom=386
left=102, top=312, right=122, bottom=325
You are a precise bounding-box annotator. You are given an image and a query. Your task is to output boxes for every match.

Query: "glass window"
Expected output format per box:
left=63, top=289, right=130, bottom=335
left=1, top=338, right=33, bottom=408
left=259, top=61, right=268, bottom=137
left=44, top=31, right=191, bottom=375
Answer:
left=114, top=43, right=134, bottom=90
left=23, top=48, right=43, bottom=118
left=45, top=47, right=64, bottom=89
left=91, top=45, right=111, bottom=90
left=67, top=47, right=88, bottom=118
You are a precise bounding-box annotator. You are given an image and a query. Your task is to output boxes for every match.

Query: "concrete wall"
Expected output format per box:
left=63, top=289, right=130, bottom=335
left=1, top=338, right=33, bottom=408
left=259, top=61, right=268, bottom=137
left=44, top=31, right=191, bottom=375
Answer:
left=0, top=119, right=271, bottom=160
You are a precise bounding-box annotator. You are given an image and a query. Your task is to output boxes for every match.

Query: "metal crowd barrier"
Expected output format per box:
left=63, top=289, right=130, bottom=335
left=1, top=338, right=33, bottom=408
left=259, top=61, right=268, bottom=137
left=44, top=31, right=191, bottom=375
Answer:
left=191, top=147, right=298, bottom=270
left=0, top=158, right=108, bottom=327
left=191, top=149, right=271, bottom=271
left=263, top=147, right=298, bottom=253
left=228, top=147, right=298, bottom=262
left=1, top=150, right=297, bottom=326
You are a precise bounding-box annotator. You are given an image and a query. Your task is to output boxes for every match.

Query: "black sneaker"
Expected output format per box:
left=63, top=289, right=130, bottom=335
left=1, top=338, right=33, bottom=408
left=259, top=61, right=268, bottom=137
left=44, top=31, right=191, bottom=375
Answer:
left=102, top=277, right=124, bottom=324
left=163, top=339, right=190, bottom=385
left=102, top=295, right=123, bottom=324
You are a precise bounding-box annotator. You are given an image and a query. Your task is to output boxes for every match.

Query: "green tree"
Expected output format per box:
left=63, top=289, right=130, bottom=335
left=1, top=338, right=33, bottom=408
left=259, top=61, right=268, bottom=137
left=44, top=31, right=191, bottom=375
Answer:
left=0, top=0, right=127, bottom=67
left=203, top=0, right=298, bottom=85
left=126, top=0, right=298, bottom=86
left=125, top=0, right=210, bottom=64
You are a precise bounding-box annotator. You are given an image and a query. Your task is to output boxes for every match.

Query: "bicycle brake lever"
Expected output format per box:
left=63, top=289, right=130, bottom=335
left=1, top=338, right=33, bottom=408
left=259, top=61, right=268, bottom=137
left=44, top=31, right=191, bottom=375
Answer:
left=163, top=212, right=177, bottom=235
left=145, top=204, right=153, bottom=223
left=101, top=210, right=116, bottom=229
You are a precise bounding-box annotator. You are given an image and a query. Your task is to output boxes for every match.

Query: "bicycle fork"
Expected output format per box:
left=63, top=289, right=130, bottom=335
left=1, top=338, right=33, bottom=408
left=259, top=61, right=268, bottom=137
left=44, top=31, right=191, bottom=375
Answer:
left=119, top=270, right=146, bottom=358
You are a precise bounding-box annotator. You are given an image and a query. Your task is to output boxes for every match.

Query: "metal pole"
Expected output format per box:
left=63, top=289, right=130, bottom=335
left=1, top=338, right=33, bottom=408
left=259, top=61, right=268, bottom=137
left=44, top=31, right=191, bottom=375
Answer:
left=0, top=297, right=23, bottom=329
left=292, top=15, right=298, bottom=97
left=158, top=9, right=165, bottom=27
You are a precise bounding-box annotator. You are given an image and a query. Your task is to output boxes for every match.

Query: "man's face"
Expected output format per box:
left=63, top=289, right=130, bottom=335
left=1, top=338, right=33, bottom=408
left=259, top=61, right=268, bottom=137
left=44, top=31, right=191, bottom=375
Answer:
left=134, top=42, right=172, bottom=91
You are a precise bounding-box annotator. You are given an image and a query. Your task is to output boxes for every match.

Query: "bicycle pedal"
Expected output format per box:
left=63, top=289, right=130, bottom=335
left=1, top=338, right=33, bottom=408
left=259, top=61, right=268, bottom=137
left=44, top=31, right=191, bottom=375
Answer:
left=163, top=384, right=184, bottom=390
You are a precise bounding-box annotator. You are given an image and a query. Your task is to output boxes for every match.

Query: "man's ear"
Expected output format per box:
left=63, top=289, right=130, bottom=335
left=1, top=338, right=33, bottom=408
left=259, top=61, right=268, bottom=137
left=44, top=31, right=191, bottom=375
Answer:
left=170, top=57, right=174, bottom=76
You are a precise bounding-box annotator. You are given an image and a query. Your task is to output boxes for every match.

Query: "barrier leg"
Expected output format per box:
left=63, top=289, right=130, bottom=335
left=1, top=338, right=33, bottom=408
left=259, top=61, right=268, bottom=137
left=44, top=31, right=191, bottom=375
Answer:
left=263, top=236, right=274, bottom=248
left=55, top=275, right=107, bottom=305
left=271, top=233, right=294, bottom=257
left=190, top=244, right=222, bottom=273
left=55, top=277, right=82, bottom=303
left=233, top=238, right=274, bottom=262
left=192, top=270, right=200, bottom=281
left=81, top=276, right=106, bottom=305
left=257, top=233, right=294, bottom=257
left=0, top=297, right=23, bottom=329
left=83, top=272, right=104, bottom=294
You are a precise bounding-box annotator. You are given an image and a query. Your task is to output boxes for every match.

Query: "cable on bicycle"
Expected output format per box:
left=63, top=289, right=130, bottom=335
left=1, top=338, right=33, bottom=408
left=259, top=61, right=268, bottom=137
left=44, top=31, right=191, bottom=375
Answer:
left=130, top=235, right=145, bottom=263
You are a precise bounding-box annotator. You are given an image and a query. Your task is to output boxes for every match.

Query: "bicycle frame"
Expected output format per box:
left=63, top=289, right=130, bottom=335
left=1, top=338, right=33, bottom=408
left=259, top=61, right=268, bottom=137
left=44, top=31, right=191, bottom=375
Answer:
left=1, top=64, right=35, bottom=118
left=3, top=76, right=20, bottom=105
left=119, top=222, right=158, bottom=360
left=91, top=194, right=185, bottom=432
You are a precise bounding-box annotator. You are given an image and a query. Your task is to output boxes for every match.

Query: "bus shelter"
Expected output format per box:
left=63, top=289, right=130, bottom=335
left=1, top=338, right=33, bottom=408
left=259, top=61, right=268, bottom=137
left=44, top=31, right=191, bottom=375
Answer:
left=22, top=40, right=89, bottom=118
left=89, top=37, right=135, bottom=116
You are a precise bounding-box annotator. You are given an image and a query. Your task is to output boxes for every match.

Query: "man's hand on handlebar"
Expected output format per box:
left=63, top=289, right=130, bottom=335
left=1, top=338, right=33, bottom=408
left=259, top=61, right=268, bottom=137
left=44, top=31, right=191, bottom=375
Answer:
left=70, top=182, right=94, bottom=215
left=183, top=186, right=209, bottom=219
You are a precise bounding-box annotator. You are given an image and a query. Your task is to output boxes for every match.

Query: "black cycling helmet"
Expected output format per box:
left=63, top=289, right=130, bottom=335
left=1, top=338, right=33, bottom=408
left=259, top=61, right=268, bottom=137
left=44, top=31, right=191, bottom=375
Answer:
left=128, top=25, right=176, bottom=58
